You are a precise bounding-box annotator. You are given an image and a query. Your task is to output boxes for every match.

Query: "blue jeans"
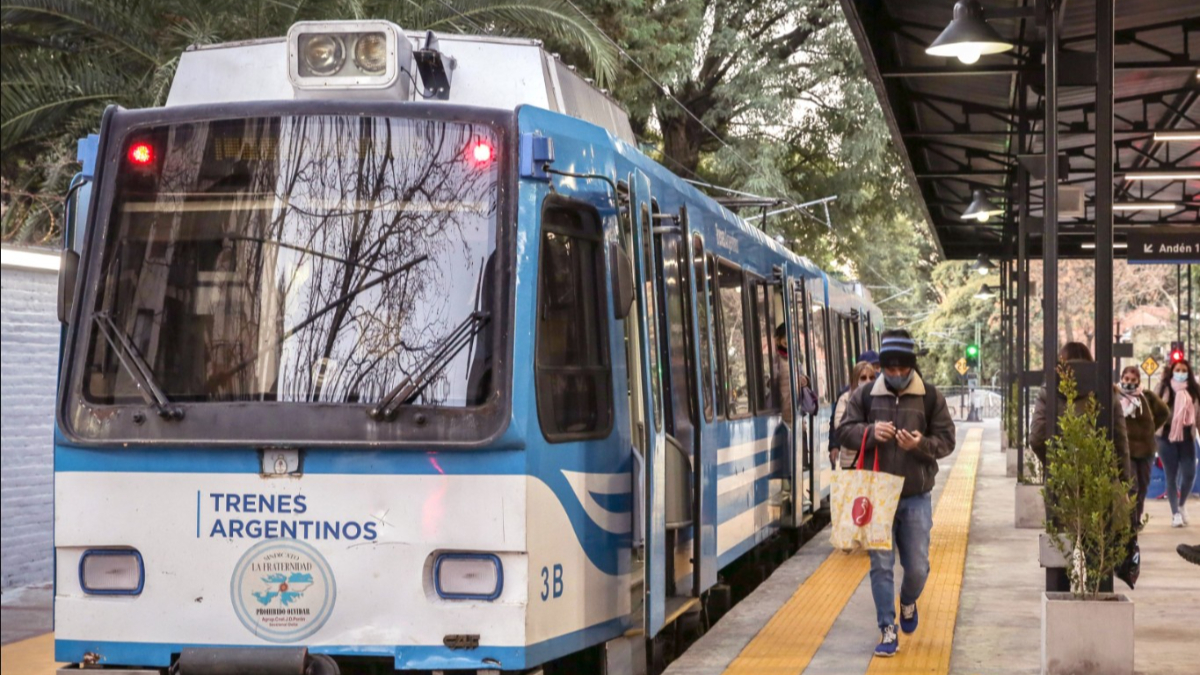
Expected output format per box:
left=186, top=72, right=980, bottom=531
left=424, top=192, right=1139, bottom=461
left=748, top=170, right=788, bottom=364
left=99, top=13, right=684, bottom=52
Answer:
left=868, top=492, right=933, bottom=630
left=1158, top=434, right=1197, bottom=515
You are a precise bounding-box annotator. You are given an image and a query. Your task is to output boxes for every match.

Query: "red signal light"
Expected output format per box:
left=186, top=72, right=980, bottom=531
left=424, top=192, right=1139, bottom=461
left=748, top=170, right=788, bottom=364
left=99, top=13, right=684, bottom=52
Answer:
left=1170, top=350, right=1185, bottom=363
left=128, top=142, right=154, bottom=166
left=468, top=140, right=494, bottom=166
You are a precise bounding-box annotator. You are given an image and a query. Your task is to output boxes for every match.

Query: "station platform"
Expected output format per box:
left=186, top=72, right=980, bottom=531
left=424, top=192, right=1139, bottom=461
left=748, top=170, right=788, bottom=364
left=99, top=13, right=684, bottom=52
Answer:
left=665, top=421, right=1198, bottom=675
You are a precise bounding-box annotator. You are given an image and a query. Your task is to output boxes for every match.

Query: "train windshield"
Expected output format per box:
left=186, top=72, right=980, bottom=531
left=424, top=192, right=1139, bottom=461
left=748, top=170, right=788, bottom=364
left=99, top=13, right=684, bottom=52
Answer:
left=83, top=115, right=500, bottom=408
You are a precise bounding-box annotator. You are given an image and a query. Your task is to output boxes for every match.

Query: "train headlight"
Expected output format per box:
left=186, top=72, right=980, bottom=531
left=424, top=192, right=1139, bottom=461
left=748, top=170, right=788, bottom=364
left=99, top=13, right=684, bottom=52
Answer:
left=434, top=553, right=503, bottom=600
left=300, top=34, right=346, bottom=76
left=288, top=21, right=409, bottom=92
left=79, top=549, right=144, bottom=595
left=353, top=33, right=389, bottom=74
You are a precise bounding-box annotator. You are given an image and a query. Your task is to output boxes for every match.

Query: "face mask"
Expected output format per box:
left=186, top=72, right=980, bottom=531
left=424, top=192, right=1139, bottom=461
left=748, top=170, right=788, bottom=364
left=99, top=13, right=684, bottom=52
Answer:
left=1174, top=372, right=1190, bottom=383
left=885, top=372, right=914, bottom=392
left=1120, top=382, right=1137, bottom=392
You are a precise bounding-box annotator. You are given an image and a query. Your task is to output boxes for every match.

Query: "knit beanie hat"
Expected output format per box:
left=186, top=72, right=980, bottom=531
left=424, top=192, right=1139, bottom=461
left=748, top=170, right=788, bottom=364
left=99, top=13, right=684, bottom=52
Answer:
left=879, top=335, right=917, bottom=370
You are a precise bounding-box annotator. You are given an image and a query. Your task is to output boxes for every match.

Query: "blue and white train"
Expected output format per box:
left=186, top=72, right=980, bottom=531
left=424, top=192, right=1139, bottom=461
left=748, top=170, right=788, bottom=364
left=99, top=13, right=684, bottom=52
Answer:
left=52, top=20, right=881, bottom=675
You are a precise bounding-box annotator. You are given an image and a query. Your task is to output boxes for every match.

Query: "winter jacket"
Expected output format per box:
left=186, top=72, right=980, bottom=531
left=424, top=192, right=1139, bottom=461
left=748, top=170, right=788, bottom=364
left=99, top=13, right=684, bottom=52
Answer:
left=1154, top=384, right=1199, bottom=442
left=835, top=372, right=957, bottom=497
left=1120, top=388, right=1170, bottom=459
left=773, top=351, right=793, bottom=428
left=1028, top=361, right=1131, bottom=481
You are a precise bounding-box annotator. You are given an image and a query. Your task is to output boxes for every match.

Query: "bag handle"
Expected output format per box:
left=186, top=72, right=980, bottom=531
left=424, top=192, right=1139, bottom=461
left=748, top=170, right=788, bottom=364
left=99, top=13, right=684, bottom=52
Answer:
left=855, top=428, right=880, bottom=472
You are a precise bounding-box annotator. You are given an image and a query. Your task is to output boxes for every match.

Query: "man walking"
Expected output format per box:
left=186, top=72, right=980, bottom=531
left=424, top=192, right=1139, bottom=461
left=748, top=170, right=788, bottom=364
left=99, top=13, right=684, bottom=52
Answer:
left=836, top=329, right=956, bottom=657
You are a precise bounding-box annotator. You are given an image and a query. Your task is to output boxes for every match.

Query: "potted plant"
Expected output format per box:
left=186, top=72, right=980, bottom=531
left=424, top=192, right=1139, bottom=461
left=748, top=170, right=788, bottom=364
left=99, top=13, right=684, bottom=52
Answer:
left=1040, top=366, right=1136, bottom=675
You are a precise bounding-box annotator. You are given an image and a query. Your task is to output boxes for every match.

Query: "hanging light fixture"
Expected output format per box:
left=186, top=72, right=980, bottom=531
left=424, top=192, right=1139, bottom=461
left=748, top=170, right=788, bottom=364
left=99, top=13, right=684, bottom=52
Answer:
left=974, top=284, right=997, bottom=299
left=973, top=254, right=996, bottom=276
left=926, top=0, right=1015, bottom=65
left=961, top=190, right=1003, bottom=222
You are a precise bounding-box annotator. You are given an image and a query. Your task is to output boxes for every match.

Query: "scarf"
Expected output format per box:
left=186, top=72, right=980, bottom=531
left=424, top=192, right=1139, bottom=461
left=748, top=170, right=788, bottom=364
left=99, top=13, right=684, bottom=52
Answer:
left=1169, top=379, right=1196, bottom=443
left=1118, top=388, right=1142, bottom=419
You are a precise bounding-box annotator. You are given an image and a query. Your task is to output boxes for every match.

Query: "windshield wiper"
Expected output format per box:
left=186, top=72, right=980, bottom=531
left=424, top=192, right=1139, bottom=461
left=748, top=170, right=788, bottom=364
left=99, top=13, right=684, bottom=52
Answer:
left=93, top=312, right=184, bottom=420
left=369, top=310, right=491, bottom=421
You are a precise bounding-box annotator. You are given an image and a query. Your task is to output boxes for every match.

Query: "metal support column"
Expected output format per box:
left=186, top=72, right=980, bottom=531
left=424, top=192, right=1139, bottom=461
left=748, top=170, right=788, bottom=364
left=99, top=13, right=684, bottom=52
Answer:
left=1017, top=78, right=1031, bottom=467
left=1095, top=0, right=1114, bottom=431
left=1042, top=0, right=1059, bottom=434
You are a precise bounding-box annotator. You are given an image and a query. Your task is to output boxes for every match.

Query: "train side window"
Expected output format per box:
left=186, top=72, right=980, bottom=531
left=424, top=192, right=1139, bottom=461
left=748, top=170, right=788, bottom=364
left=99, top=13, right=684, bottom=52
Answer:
left=716, top=262, right=750, bottom=418
left=707, top=254, right=726, bottom=419
left=810, top=299, right=831, bottom=405
left=534, top=198, right=613, bottom=442
left=693, top=236, right=715, bottom=422
left=751, top=279, right=778, bottom=414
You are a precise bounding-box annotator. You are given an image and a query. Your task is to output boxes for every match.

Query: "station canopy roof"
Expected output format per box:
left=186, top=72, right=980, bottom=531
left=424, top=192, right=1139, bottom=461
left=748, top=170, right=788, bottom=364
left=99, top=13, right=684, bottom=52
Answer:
left=839, top=0, right=1198, bottom=260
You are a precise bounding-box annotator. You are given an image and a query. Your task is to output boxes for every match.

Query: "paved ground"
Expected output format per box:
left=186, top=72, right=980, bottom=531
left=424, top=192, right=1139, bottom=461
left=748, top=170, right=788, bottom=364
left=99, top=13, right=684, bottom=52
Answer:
left=666, top=420, right=1200, bottom=675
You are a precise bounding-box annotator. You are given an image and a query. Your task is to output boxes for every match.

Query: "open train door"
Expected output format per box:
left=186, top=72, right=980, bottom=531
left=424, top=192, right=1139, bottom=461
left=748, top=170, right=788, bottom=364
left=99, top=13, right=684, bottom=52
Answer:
left=786, top=276, right=818, bottom=518
left=627, top=171, right=668, bottom=641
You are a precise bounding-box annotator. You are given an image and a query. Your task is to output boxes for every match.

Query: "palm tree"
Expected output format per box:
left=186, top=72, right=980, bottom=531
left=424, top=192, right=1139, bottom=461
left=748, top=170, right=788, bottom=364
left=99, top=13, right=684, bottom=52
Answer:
left=0, top=0, right=617, bottom=243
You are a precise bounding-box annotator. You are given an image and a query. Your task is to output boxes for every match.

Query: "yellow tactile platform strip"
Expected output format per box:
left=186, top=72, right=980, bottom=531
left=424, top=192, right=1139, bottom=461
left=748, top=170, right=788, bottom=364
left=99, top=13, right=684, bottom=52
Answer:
left=866, top=428, right=981, bottom=674
left=722, top=429, right=983, bottom=675
left=0, top=633, right=61, bottom=675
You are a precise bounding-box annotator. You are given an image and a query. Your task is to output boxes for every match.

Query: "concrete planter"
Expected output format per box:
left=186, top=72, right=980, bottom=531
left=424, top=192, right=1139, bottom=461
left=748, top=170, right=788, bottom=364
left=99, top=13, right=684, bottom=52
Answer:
left=1039, top=533, right=1071, bottom=569
left=1007, top=446, right=1020, bottom=477
left=1015, top=483, right=1045, bottom=529
left=1042, top=592, right=1134, bottom=675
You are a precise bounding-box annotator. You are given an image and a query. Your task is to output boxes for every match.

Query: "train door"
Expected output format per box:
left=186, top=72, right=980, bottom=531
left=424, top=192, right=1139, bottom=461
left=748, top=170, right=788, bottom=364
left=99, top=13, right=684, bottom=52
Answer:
left=650, top=203, right=696, bottom=597
left=686, top=229, right=718, bottom=595
left=627, top=171, right=668, bottom=639
left=784, top=276, right=816, bottom=519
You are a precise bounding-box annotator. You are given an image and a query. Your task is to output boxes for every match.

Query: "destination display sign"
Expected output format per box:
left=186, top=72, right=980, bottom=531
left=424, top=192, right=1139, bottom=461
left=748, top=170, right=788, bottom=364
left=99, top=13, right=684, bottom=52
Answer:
left=1127, top=228, right=1200, bottom=264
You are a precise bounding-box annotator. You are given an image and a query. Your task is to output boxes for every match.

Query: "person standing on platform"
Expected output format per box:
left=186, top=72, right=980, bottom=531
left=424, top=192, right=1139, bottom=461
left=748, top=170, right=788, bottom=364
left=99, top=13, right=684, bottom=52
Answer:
left=1155, top=358, right=1200, bottom=528
left=831, top=361, right=878, bottom=468
left=829, top=350, right=880, bottom=464
left=1117, top=365, right=1170, bottom=528
left=836, top=330, right=956, bottom=658
left=1029, top=343, right=1131, bottom=485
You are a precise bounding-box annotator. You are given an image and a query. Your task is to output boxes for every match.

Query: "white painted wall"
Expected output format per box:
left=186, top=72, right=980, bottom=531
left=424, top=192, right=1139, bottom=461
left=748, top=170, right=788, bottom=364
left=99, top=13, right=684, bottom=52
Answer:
left=1, top=251, right=60, bottom=588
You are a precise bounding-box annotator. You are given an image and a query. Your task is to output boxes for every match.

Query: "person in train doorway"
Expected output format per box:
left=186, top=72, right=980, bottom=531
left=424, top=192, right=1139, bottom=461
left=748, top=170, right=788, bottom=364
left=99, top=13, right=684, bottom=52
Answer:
left=828, top=350, right=881, bottom=466
left=835, top=330, right=956, bottom=657
left=773, top=323, right=816, bottom=429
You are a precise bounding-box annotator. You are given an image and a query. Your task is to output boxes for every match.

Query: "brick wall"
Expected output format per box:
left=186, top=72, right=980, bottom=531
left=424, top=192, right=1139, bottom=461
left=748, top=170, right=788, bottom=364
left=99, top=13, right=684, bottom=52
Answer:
left=1, top=263, right=60, bottom=588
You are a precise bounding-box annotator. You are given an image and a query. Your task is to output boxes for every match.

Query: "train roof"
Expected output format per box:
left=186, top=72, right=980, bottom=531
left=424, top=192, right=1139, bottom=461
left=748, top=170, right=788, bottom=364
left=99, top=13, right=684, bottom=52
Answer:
left=165, top=24, right=635, bottom=144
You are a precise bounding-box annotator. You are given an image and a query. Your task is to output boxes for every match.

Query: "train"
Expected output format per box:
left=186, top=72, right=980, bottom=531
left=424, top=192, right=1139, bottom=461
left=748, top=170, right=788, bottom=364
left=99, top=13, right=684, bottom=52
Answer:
left=51, top=20, right=882, bottom=675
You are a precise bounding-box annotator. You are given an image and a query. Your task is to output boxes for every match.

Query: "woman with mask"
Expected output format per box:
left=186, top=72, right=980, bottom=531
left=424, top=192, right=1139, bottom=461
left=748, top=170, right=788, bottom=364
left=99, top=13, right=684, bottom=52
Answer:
left=831, top=361, right=878, bottom=469
left=1155, top=359, right=1200, bottom=528
left=1117, top=366, right=1170, bottom=527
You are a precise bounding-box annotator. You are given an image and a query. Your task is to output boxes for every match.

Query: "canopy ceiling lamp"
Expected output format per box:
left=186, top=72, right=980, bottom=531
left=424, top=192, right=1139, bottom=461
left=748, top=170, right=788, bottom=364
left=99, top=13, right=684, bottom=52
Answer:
left=973, top=284, right=997, bottom=299
left=1124, top=171, right=1200, bottom=181
left=961, top=190, right=1003, bottom=222
left=1112, top=202, right=1178, bottom=211
left=1152, top=130, right=1200, bottom=142
left=973, top=254, right=996, bottom=276
left=925, top=0, right=1015, bottom=65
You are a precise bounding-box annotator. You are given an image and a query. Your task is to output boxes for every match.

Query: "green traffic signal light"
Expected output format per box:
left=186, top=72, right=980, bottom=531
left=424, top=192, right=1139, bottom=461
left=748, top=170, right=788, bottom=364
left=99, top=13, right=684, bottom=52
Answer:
left=966, top=344, right=979, bottom=357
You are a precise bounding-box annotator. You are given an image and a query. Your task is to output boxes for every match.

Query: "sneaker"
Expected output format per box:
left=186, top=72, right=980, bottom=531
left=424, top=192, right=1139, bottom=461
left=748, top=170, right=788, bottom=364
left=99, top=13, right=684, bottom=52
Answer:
left=1181, top=505, right=1190, bottom=525
left=1172, top=513, right=1185, bottom=528
left=1178, top=544, right=1200, bottom=566
left=899, top=603, right=919, bottom=634
left=874, top=624, right=900, bottom=657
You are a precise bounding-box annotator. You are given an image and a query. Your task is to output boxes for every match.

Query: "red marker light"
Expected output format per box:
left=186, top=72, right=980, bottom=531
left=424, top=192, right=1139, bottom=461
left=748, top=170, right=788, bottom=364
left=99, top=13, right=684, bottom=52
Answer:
left=468, top=140, right=494, bottom=165
left=1171, top=350, right=1185, bottom=363
left=128, top=142, right=154, bottom=166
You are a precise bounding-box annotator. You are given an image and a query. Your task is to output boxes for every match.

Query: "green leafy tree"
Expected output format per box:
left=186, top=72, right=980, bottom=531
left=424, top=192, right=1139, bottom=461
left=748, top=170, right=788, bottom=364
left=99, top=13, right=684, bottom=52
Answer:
left=563, top=0, right=936, bottom=311
left=911, top=261, right=1001, bottom=387
left=1043, top=365, right=1135, bottom=599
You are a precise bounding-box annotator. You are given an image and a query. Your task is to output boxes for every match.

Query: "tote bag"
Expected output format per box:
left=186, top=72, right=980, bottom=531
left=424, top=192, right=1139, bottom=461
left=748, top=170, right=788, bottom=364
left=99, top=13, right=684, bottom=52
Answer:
left=829, top=430, right=906, bottom=552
